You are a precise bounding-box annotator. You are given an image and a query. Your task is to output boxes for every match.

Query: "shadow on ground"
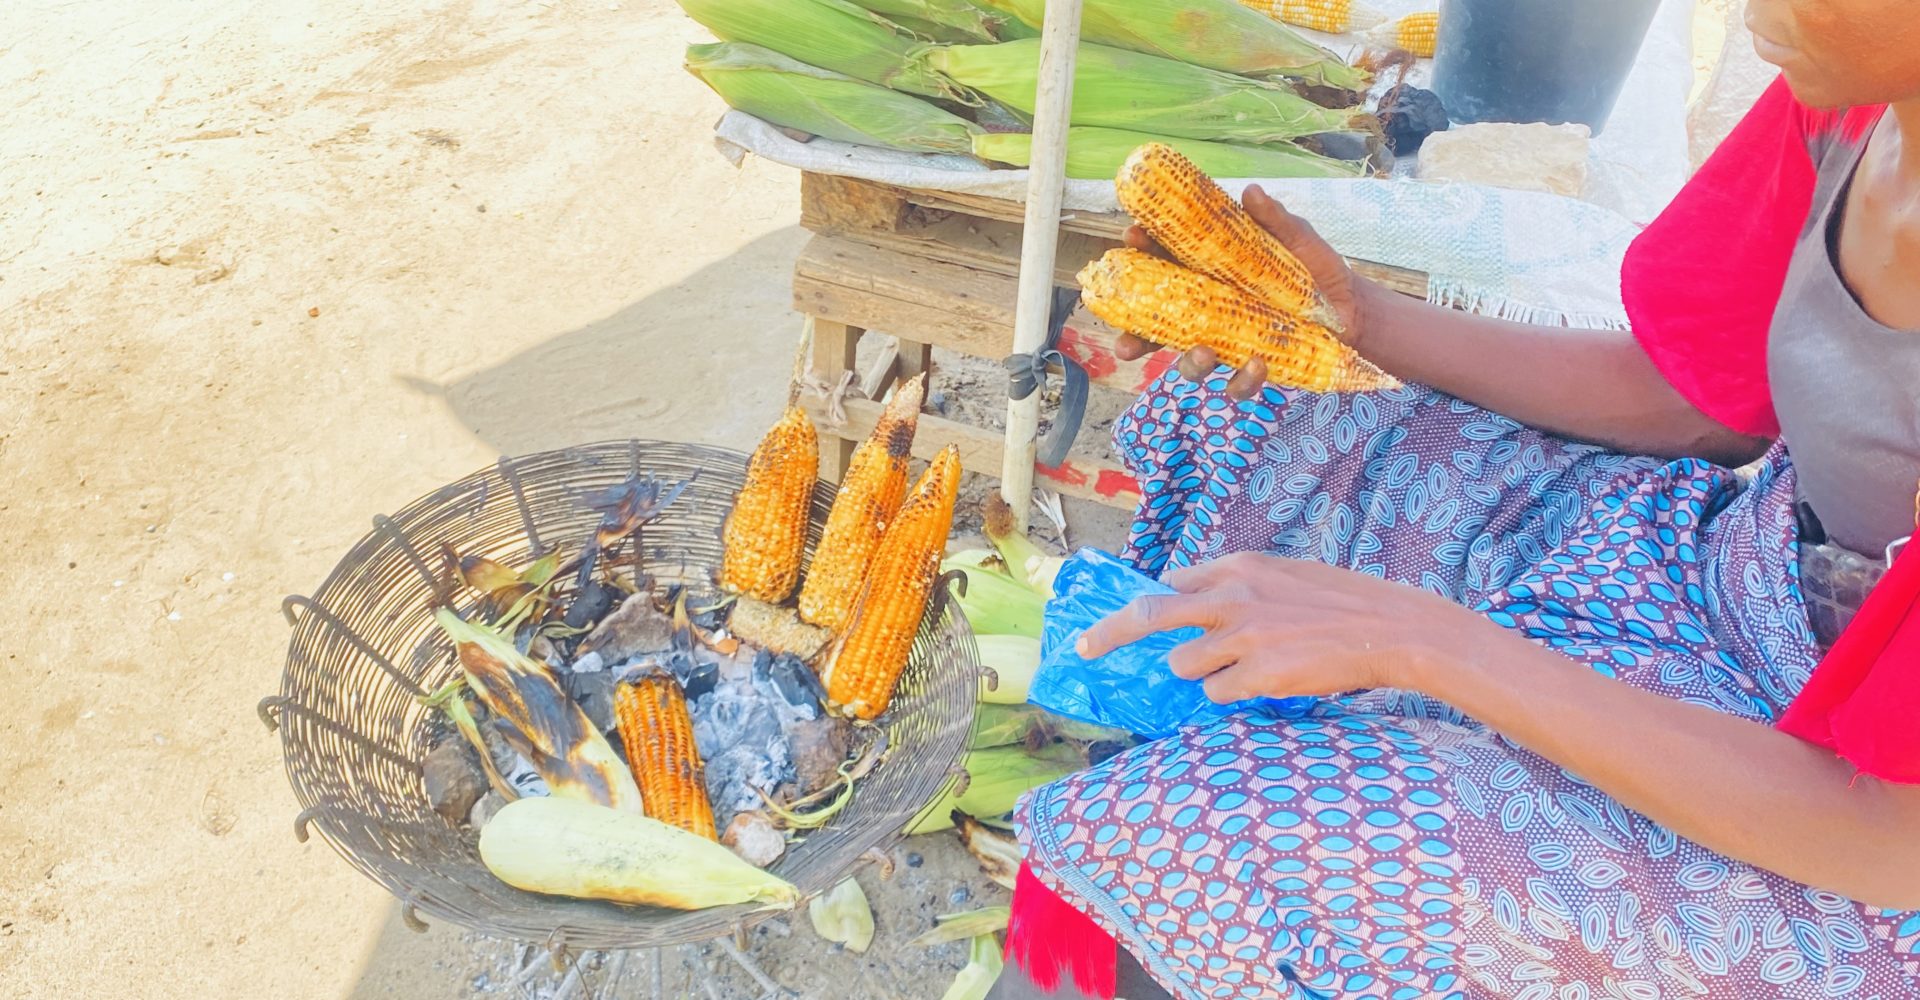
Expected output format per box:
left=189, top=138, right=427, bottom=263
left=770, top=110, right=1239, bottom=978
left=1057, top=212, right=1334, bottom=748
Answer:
left=407, top=226, right=811, bottom=459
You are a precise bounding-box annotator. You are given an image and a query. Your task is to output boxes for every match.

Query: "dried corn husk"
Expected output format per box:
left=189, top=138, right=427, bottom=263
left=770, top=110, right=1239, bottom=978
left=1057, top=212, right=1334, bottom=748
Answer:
left=688, top=42, right=981, bottom=154
left=675, top=0, right=962, bottom=100
left=973, top=127, right=1364, bottom=180
left=974, top=0, right=1368, bottom=90
left=928, top=40, right=1362, bottom=144
left=808, top=877, right=876, bottom=953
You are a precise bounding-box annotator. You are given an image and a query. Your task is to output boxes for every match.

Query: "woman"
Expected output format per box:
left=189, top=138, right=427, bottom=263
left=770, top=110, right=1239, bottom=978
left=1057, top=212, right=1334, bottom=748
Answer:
left=991, top=2, right=1920, bottom=997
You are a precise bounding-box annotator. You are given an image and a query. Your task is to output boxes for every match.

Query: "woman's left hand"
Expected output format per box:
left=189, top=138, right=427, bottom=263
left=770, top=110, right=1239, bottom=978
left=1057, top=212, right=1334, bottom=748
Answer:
left=1075, top=552, right=1494, bottom=703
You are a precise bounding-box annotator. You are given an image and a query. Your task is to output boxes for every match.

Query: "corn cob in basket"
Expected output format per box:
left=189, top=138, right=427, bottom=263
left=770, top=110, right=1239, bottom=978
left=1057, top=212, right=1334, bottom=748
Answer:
left=615, top=667, right=718, bottom=840
left=720, top=405, right=818, bottom=603
left=798, top=376, right=926, bottom=631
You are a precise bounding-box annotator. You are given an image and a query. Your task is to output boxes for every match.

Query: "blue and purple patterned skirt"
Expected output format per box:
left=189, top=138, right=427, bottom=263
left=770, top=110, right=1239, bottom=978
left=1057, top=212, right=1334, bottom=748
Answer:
left=1014, top=374, right=1920, bottom=999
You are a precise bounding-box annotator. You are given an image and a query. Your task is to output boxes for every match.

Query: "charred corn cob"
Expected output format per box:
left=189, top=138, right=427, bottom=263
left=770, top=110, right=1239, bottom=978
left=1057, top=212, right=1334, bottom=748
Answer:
left=1238, top=0, right=1384, bottom=34
left=1079, top=248, right=1397, bottom=393
left=821, top=446, right=962, bottom=720
left=1116, top=142, right=1346, bottom=333
left=614, top=669, right=717, bottom=840
left=721, top=406, right=819, bottom=603
left=798, top=376, right=925, bottom=630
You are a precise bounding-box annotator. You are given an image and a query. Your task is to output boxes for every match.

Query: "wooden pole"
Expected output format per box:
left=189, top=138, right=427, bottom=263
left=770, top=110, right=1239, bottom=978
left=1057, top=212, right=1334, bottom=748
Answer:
left=998, top=0, right=1083, bottom=534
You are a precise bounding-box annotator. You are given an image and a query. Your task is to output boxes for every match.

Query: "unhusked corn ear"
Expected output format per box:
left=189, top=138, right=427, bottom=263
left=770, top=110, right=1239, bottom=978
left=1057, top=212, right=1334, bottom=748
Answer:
left=1116, top=142, right=1344, bottom=332
left=1367, top=11, right=1438, bottom=57
left=614, top=669, right=718, bottom=840
left=721, top=406, right=818, bottom=602
left=1078, top=248, right=1397, bottom=394
left=799, top=376, right=925, bottom=630
left=1239, top=0, right=1385, bottom=34
left=821, top=446, right=962, bottom=720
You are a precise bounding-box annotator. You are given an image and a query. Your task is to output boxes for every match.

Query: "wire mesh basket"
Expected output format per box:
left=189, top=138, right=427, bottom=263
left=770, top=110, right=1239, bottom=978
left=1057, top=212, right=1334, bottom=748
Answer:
left=262, top=440, right=978, bottom=950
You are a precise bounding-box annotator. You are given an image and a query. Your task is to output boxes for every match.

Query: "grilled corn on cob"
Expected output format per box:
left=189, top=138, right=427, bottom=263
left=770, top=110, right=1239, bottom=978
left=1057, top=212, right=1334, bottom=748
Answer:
left=1116, top=142, right=1345, bottom=332
left=1239, top=0, right=1384, bottom=34
left=434, top=610, right=645, bottom=813
left=1079, top=248, right=1397, bottom=393
left=721, top=406, right=818, bottom=603
left=614, top=669, right=717, bottom=840
left=798, top=376, right=924, bottom=630
left=1386, top=11, right=1439, bottom=57
left=821, top=446, right=962, bottom=719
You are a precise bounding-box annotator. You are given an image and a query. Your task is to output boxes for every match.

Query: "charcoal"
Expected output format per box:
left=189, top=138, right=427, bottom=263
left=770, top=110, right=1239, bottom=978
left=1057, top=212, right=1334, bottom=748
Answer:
left=1378, top=84, right=1449, bottom=155
left=562, top=669, right=619, bottom=734
left=766, top=652, right=827, bottom=712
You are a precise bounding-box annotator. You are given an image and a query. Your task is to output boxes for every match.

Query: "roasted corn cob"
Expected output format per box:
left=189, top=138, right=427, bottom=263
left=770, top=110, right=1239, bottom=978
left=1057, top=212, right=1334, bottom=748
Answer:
left=821, top=446, right=962, bottom=720
left=798, top=376, right=925, bottom=630
left=1078, top=248, right=1397, bottom=393
left=1238, top=0, right=1384, bottom=34
left=720, top=406, right=818, bottom=603
left=1116, top=142, right=1345, bottom=332
left=614, top=668, right=718, bottom=840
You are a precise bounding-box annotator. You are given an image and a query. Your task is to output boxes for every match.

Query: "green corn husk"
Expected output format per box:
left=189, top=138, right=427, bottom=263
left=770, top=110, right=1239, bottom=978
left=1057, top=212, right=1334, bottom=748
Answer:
left=973, top=127, right=1365, bottom=180
left=904, top=743, right=1082, bottom=834
left=844, top=0, right=1028, bottom=43
left=675, top=0, right=961, bottom=100
left=975, top=0, right=1368, bottom=90
left=687, top=42, right=981, bottom=154
left=928, top=40, right=1363, bottom=144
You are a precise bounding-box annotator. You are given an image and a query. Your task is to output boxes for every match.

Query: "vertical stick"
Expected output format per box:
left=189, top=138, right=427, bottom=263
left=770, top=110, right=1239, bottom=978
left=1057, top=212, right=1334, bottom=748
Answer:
left=998, top=0, right=1084, bottom=534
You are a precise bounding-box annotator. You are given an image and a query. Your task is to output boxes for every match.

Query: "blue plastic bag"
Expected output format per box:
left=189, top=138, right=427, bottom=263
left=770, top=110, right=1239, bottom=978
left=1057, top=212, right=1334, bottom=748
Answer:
left=1028, top=549, right=1314, bottom=739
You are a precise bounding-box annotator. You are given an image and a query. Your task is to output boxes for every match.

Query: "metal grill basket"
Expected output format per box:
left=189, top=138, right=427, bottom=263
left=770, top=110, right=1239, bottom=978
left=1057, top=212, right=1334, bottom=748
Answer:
left=261, top=440, right=978, bottom=950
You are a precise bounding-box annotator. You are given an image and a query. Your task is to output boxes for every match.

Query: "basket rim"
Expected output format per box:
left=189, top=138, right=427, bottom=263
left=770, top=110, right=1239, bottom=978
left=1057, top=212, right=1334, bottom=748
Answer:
left=270, top=437, right=979, bottom=949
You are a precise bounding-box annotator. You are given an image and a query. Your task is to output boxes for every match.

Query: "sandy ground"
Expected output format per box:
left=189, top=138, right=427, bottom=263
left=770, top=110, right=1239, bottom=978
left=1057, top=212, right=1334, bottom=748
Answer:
left=0, top=1, right=1047, bottom=996
left=2, top=2, right=1736, bottom=997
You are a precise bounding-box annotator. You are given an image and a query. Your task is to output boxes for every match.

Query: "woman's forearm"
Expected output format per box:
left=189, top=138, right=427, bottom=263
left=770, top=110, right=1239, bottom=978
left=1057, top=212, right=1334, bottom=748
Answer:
left=1354, top=282, right=1770, bottom=465
left=1405, top=627, right=1920, bottom=909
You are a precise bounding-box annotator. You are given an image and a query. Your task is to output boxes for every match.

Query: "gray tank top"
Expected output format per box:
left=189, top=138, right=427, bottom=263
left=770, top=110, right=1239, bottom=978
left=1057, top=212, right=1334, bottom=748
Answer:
left=1766, top=123, right=1920, bottom=555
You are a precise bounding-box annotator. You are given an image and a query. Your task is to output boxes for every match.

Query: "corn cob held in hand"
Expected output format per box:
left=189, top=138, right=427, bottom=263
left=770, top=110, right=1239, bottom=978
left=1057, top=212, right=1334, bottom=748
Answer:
left=1079, top=248, right=1397, bottom=394
left=1239, top=0, right=1385, bottom=34
left=798, top=376, right=925, bottom=631
left=821, top=445, right=962, bottom=720
left=1116, top=142, right=1345, bottom=333
left=721, top=406, right=818, bottom=603
left=615, top=668, right=718, bottom=840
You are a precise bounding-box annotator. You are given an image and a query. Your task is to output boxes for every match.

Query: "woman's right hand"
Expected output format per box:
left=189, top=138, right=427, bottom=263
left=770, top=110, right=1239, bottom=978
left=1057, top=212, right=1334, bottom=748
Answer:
left=1112, top=184, right=1374, bottom=400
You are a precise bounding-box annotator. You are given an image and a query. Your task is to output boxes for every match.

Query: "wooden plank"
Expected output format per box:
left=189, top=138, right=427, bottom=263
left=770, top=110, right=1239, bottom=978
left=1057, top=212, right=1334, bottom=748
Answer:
left=796, top=235, right=1183, bottom=396
left=799, top=173, right=1430, bottom=300
left=801, top=396, right=1141, bottom=509
left=809, top=318, right=861, bottom=480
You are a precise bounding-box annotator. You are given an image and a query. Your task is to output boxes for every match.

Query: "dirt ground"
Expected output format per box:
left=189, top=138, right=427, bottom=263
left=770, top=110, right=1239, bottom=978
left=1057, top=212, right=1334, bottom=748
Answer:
left=2, top=2, right=1735, bottom=997
left=0, top=1, right=1067, bottom=996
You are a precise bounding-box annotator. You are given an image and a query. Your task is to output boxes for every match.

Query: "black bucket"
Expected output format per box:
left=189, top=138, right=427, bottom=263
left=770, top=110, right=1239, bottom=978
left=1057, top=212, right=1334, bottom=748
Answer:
left=1430, top=0, right=1662, bottom=136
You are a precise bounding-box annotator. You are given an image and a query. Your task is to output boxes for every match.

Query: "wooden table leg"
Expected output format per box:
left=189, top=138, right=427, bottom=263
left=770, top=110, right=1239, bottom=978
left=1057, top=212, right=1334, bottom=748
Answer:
left=810, top=317, right=862, bottom=481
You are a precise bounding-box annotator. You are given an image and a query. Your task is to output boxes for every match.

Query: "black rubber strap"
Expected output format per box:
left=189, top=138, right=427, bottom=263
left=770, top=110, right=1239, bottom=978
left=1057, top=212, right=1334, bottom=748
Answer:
left=1003, top=288, right=1088, bottom=469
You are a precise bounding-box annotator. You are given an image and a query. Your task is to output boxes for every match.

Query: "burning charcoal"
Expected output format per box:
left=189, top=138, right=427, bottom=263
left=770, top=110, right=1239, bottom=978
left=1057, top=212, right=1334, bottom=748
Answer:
left=562, top=669, right=620, bottom=734
left=765, top=652, right=827, bottom=712
left=679, top=657, right=721, bottom=700
left=691, top=676, right=797, bottom=824
left=573, top=593, right=676, bottom=672
left=561, top=579, right=617, bottom=633
left=789, top=716, right=854, bottom=797
left=423, top=740, right=487, bottom=823
left=1378, top=84, right=1449, bottom=155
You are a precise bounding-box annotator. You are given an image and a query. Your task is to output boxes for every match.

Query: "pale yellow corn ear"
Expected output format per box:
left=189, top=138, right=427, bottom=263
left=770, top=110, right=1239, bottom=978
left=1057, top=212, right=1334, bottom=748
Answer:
left=1239, top=0, right=1385, bottom=34
left=1115, top=142, right=1345, bottom=334
left=614, top=669, right=717, bottom=841
left=798, top=375, right=925, bottom=630
left=721, top=406, right=818, bottom=602
left=1078, top=248, right=1397, bottom=394
left=1367, top=11, right=1439, bottom=57
left=821, top=446, right=962, bottom=720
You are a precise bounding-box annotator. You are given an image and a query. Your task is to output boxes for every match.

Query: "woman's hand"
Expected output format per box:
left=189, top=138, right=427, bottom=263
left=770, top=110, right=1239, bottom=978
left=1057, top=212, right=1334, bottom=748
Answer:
left=1074, top=551, right=1491, bottom=703
left=1113, top=185, right=1376, bottom=401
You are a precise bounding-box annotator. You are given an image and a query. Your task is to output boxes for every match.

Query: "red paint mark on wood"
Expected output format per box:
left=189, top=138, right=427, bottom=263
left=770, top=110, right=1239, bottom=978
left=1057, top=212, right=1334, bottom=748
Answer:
left=1094, top=469, right=1139, bottom=500
left=1037, top=461, right=1090, bottom=488
left=1135, top=350, right=1175, bottom=392
left=1057, top=325, right=1117, bottom=381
